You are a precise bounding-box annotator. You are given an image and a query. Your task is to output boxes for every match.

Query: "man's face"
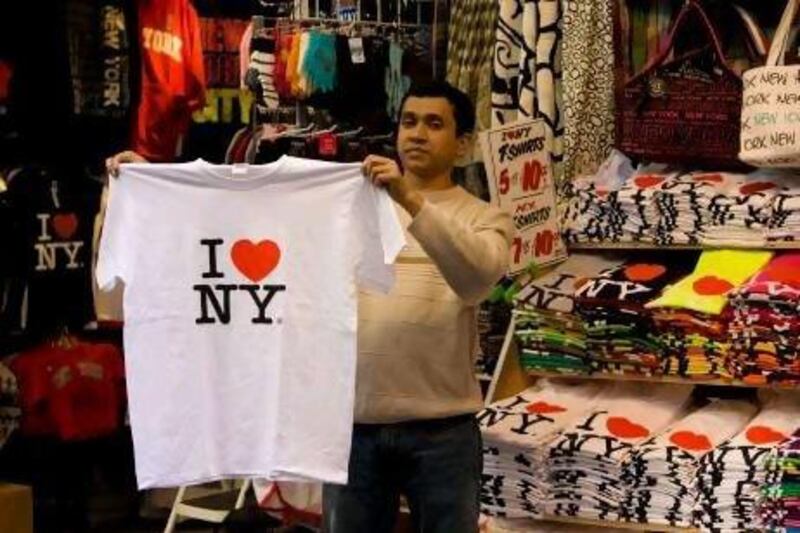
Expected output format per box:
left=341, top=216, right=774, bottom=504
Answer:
left=396, top=96, right=469, bottom=178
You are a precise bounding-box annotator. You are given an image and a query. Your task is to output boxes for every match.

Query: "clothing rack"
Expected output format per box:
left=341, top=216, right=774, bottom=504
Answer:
left=312, top=0, right=418, bottom=24
left=254, top=15, right=425, bottom=30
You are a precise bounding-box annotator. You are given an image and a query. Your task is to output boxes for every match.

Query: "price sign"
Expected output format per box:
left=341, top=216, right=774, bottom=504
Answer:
left=480, top=119, right=566, bottom=274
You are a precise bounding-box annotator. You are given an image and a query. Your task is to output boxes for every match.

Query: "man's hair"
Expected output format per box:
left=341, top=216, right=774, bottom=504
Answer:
left=398, top=81, right=476, bottom=137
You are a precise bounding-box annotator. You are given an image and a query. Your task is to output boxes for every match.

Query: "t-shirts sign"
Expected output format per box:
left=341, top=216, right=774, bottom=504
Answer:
left=97, top=157, right=405, bottom=488
left=480, top=119, right=566, bottom=274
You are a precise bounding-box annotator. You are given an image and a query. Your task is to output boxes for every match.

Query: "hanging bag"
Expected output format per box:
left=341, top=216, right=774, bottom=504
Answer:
left=618, top=0, right=745, bottom=169
left=739, top=0, right=800, bottom=167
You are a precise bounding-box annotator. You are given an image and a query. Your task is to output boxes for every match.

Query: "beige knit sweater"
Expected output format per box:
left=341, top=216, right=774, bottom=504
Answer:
left=355, top=185, right=515, bottom=423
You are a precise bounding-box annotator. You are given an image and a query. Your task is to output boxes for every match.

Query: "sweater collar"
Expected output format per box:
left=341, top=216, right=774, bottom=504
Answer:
left=417, top=186, right=464, bottom=203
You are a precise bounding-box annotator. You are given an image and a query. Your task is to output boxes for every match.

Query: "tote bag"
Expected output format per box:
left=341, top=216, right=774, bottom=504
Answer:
left=618, top=0, right=745, bottom=169
left=740, top=0, right=800, bottom=167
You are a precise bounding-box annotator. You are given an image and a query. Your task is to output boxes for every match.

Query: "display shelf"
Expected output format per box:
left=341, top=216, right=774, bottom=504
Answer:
left=538, top=515, right=698, bottom=533
left=568, top=241, right=800, bottom=251
left=524, top=370, right=799, bottom=389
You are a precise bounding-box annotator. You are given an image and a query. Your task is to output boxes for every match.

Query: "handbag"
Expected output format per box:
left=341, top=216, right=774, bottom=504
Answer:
left=617, top=0, right=745, bottom=169
left=739, top=0, right=800, bottom=168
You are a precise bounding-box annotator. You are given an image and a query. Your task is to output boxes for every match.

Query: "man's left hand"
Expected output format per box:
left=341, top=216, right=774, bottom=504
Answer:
left=362, top=155, right=424, bottom=216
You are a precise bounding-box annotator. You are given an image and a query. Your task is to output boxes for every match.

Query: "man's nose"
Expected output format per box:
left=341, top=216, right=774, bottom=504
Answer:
left=409, top=123, right=428, bottom=140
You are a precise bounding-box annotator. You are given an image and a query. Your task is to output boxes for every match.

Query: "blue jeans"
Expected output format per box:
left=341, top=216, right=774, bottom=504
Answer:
left=323, top=414, right=482, bottom=533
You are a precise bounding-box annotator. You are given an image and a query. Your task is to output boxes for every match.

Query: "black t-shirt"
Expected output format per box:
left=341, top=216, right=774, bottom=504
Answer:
left=65, top=0, right=134, bottom=169
left=0, top=167, right=100, bottom=343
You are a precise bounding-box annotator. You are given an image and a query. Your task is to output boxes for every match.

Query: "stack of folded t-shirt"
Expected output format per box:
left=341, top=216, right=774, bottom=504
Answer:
left=574, top=257, right=693, bottom=376
left=562, top=152, right=632, bottom=244
left=768, top=175, right=800, bottom=243
left=514, top=254, right=624, bottom=375
left=646, top=249, right=773, bottom=380
left=616, top=169, right=681, bottom=243
left=758, top=428, right=800, bottom=531
left=728, top=253, right=800, bottom=386
left=622, top=399, right=757, bottom=528
left=562, top=178, right=625, bottom=244
left=695, top=392, right=800, bottom=532
left=652, top=173, right=711, bottom=245
left=545, top=383, right=694, bottom=521
left=478, top=380, right=606, bottom=519
left=561, top=161, right=800, bottom=245
left=649, top=308, right=732, bottom=379
left=693, top=172, right=781, bottom=247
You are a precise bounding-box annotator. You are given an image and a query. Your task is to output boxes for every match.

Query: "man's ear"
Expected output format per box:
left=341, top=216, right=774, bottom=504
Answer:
left=456, top=132, right=474, bottom=159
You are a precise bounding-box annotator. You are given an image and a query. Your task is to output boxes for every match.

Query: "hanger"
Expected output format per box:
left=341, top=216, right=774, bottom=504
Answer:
left=336, top=126, right=364, bottom=139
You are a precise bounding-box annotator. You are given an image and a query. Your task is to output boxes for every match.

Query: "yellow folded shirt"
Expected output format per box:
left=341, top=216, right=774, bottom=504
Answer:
left=646, top=249, right=773, bottom=315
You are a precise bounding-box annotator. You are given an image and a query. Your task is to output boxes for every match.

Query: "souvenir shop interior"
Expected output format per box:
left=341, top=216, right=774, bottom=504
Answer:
left=2, top=0, right=800, bottom=532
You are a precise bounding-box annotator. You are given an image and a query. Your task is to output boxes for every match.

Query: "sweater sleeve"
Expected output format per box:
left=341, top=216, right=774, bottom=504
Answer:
left=408, top=199, right=515, bottom=304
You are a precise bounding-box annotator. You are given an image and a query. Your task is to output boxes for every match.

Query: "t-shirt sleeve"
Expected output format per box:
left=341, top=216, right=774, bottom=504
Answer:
left=354, top=183, right=406, bottom=294
left=95, top=175, right=129, bottom=291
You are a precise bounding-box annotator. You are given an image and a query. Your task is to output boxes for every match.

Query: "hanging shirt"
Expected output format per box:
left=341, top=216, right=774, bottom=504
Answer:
left=96, top=157, right=404, bottom=488
left=65, top=0, right=133, bottom=165
left=0, top=167, right=100, bottom=342
left=132, top=0, right=206, bottom=161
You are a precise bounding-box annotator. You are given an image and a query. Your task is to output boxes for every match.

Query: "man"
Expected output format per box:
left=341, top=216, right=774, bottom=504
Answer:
left=107, top=81, right=514, bottom=533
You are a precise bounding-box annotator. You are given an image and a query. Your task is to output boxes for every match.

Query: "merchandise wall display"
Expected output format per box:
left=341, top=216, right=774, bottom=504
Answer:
left=6, top=0, right=800, bottom=530
left=479, top=381, right=800, bottom=530
left=97, top=157, right=405, bottom=488
left=729, top=253, right=800, bottom=386
left=479, top=379, right=606, bottom=519
left=696, top=393, right=800, bottom=531
left=759, top=428, right=800, bottom=530
left=624, top=399, right=758, bottom=528
left=563, top=153, right=800, bottom=247
left=512, top=249, right=800, bottom=385
left=514, top=253, right=624, bottom=375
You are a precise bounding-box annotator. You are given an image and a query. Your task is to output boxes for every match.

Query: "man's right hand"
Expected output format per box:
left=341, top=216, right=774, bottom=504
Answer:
left=106, top=151, right=148, bottom=178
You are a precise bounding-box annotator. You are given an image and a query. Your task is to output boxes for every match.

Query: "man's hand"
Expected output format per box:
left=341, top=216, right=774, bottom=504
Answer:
left=105, top=150, right=148, bottom=178
left=362, top=155, right=425, bottom=216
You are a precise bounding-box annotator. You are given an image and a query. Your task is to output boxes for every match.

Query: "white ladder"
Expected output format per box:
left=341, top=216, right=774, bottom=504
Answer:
left=163, top=479, right=252, bottom=533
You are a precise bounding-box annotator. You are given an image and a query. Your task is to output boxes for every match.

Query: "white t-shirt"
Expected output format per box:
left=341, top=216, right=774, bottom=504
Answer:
left=97, top=156, right=405, bottom=488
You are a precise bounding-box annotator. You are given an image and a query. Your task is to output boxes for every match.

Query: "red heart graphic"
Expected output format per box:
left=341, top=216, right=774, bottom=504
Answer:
left=230, top=239, right=281, bottom=282
left=670, top=430, right=713, bottom=451
left=634, top=175, right=665, bottom=189
left=526, top=401, right=567, bottom=414
left=693, top=276, right=735, bottom=296
left=607, top=416, right=650, bottom=439
left=53, top=213, right=78, bottom=239
left=740, top=182, right=776, bottom=195
left=745, top=425, right=787, bottom=445
left=624, top=263, right=667, bottom=282
left=692, top=173, right=724, bottom=184
left=766, top=263, right=800, bottom=287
